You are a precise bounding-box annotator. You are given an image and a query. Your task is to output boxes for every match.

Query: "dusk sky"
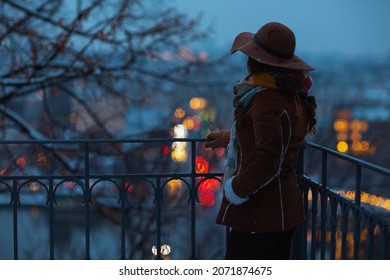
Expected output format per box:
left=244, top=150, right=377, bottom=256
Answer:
left=173, top=0, right=390, bottom=58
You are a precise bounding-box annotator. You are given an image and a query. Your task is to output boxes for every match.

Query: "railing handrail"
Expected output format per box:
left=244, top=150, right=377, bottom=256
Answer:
left=304, top=140, right=390, bottom=177
left=2, top=138, right=388, bottom=176
left=0, top=137, right=207, bottom=145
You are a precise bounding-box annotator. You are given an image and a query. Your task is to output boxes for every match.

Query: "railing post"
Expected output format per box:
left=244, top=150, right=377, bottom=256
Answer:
left=352, top=209, right=361, bottom=260
left=321, top=151, right=327, bottom=189
left=120, top=178, right=127, bottom=260
left=365, top=217, right=374, bottom=259
left=352, top=165, right=362, bottom=259
left=355, top=165, right=362, bottom=205
left=329, top=197, right=338, bottom=259
left=12, top=179, right=19, bottom=260
left=84, top=142, right=91, bottom=259
left=190, top=140, right=197, bottom=259
left=340, top=204, right=349, bottom=259
left=320, top=193, right=328, bottom=259
left=310, top=189, right=319, bottom=259
left=154, top=178, right=162, bottom=260
left=379, top=224, right=388, bottom=259
left=319, top=151, right=328, bottom=259
left=48, top=178, right=55, bottom=260
left=385, top=226, right=390, bottom=260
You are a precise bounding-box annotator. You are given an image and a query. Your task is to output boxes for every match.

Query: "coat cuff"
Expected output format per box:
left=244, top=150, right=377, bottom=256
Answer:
left=223, top=176, right=249, bottom=205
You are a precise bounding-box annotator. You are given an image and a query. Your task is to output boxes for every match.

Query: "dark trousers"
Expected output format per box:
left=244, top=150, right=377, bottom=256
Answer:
left=225, top=228, right=296, bottom=260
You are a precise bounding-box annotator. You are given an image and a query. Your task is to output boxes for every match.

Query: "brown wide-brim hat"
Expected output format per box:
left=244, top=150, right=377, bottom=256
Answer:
left=231, top=22, right=314, bottom=71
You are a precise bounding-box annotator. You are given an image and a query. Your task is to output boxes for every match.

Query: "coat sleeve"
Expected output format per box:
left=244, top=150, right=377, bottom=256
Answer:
left=229, top=91, right=287, bottom=200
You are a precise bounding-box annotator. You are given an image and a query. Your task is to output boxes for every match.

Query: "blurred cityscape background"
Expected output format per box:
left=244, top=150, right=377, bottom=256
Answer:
left=0, top=0, right=389, bottom=259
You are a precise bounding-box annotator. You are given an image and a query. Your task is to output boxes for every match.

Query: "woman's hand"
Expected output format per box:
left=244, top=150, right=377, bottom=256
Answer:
left=204, top=130, right=230, bottom=149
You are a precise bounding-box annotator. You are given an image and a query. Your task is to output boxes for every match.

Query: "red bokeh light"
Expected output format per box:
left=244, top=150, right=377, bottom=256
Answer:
left=198, top=178, right=220, bottom=207
left=16, top=156, right=26, bottom=168
left=199, top=191, right=215, bottom=207
left=160, top=145, right=169, bottom=155
left=195, top=156, right=209, bottom=173
left=198, top=180, right=212, bottom=192
left=126, top=183, right=134, bottom=193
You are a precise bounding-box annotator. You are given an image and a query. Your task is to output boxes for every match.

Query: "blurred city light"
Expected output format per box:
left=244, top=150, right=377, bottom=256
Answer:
left=195, top=156, right=209, bottom=173
left=173, top=124, right=187, bottom=138
left=16, top=156, right=27, bottom=168
left=167, top=179, right=182, bottom=196
left=189, top=97, right=207, bottom=111
left=171, top=124, right=188, bottom=162
left=333, top=111, right=373, bottom=155
left=28, top=182, right=41, bottom=192
left=337, top=141, right=349, bottom=153
left=337, top=190, right=390, bottom=211
left=160, top=144, right=169, bottom=155
left=182, top=117, right=195, bottom=130
left=334, top=119, right=349, bottom=132
left=174, top=108, right=185, bottom=119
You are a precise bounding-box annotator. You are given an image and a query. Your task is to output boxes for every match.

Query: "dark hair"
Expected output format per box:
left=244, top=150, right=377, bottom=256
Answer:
left=246, top=57, right=275, bottom=76
left=303, top=95, right=317, bottom=134
left=246, top=57, right=317, bottom=134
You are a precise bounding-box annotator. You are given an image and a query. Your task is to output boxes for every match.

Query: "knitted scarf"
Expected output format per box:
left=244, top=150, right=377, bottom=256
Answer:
left=234, top=69, right=312, bottom=109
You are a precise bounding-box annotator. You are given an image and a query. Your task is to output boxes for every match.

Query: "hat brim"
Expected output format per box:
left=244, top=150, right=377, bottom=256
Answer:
left=231, top=32, right=315, bottom=71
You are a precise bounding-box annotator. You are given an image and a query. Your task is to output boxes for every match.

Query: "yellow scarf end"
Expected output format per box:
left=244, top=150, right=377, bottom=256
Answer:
left=247, top=72, right=277, bottom=89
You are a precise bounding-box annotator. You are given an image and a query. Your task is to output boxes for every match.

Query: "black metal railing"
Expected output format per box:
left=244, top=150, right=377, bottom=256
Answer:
left=0, top=138, right=224, bottom=260
left=296, top=141, right=390, bottom=260
left=0, top=138, right=389, bottom=259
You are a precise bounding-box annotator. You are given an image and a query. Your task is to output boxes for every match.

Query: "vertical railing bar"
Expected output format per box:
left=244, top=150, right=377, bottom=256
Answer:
left=120, top=178, right=126, bottom=260
left=355, top=165, right=362, bottom=205
left=379, top=224, right=386, bottom=259
left=320, top=151, right=328, bottom=259
left=12, top=179, right=18, bottom=260
left=329, top=197, right=337, bottom=260
left=341, top=204, right=349, bottom=260
left=353, top=165, right=362, bottom=259
left=321, top=151, right=327, bottom=189
left=352, top=209, right=361, bottom=259
left=48, top=178, right=55, bottom=260
left=310, top=188, right=318, bottom=259
left=302, top=186, right=308, bottom=260
left=386, top=226, right=389, bottom=260
left=155, top=177, right=162, bottom=260
left=365, top=217, right=374, bottom=260
left=84, top=142, right=91, bottom=259
left=190, top=140, right=197, bottom=259
left=320, top=192, right=327, bottom=260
